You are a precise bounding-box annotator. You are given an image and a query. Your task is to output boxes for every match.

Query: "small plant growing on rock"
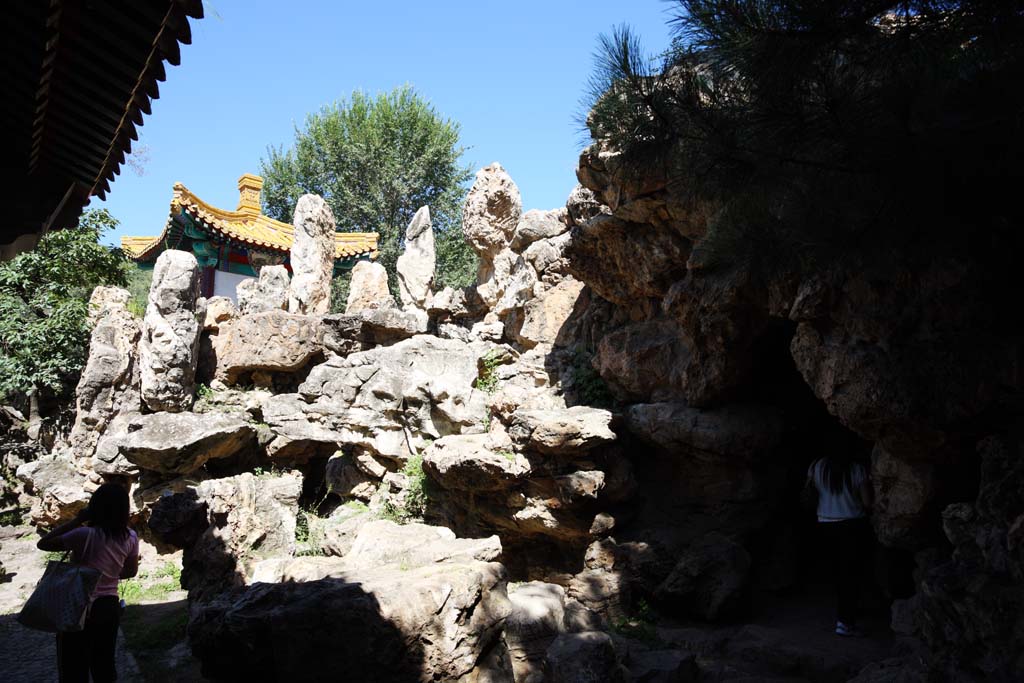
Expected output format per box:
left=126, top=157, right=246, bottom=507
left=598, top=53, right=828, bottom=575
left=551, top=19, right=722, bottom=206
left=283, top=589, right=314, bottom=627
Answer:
left=402, top=451, right=429, bottom=519
left=498, top=450, right=516, bottom=462
left=475, top=349, right=504, bottom=394
left=0, top=508, right=21, bottom=527
left=196, top=383, right=214, bottom=402
left=294, top=507, right=326, bottom=557
left=343, top=499, right=369, bottom=513
left=376, top=452, right=431, bottom=524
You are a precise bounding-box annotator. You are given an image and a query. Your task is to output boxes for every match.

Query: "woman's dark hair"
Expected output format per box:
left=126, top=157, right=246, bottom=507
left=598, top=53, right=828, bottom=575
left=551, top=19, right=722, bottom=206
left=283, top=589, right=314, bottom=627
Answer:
left=820, top=452, right=858, bottom=496
left=87, top=483, right=130, bottom=539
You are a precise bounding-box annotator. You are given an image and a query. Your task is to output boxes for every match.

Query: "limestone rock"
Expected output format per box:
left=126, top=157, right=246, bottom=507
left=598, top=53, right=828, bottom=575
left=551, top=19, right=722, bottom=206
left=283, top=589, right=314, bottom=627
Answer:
left=423, top=434, right=531, bottom=492
left=86, top=286, right=131, bottom=329
left=654, top=533, right=751, bottom=621
left=324, top=451, right=377, bottom=499
left=515, top=277, right=585, bottom=349
left=567, top=567, right=629, bottom=621
left=201, top=296, right=237, bottom=330
left=343, top=519, right=502, bottom=569
left=463, top=162, right=522, bottom=258
left=16, top=455, right=90, bottom=526
left=544, top=632, right=628, bottom=683
left=190, top=558, right=510, bottom=682
left=628, top=650, right=699, bottom=683
left=69, top=289, right=141, bottom=459
left=523, top=232, right=571, bottom=278
left=317, top=506, right=375, bottom=557
left=321, top=308, right=428, bottom=354
left=345, top=260, right=394, bottom=314
left=147, top=488, right=209, bottom=549
left=871, top=444, right=939, bottom=550
left=566, top=214, right=689, bottom=308
left=594, top=321, right=688, bottom=402
left=512, top=209, right=570, bottom=251
left=471, top=319, right=505, bottom=342
left=265, top=336, right=491, bottom=463
left=625, top=402, right=784, bottom=460
left=428, top=286, right=486, bottom=321
left=916, top=434, right=1024, bottom=681
left=102, top=411, right=256, bottom=475
left=492, top=255, right=537, bottom=317
left=288, top=194, right=336, bottom=315
left=358, top=307, right=429, bottom=344
left=237, top=265, right=290, bottom=314
left=139, top=250, right=202, bottom=412
left=396, top=206, right=435, bottom=309
left=565, top=184, right=610, bottom=228
left=184, top=471, right=301, bottom=599
left=214, top=310, right=324, bottom=385
left=505, top=582, right=569, bottom=683
left=508, top=406, right=616, bottom=454
left=477, top=248, right=519, bottom=310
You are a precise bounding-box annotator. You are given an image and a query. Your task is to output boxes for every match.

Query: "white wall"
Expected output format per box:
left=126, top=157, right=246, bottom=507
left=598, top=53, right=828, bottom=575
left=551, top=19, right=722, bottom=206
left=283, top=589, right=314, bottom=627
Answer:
left=213, top=270, right=254, bottom=303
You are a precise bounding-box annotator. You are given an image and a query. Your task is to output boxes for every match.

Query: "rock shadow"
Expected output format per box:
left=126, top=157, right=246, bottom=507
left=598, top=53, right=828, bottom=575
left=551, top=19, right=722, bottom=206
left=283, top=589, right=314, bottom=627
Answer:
left=149, top=488, right=428, bottom=682
left=189, top=575, right=426, bottom=683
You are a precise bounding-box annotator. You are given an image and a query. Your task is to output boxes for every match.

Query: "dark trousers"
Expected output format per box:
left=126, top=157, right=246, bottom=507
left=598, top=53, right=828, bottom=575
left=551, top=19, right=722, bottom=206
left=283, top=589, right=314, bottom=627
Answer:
left=819, top=518, right=871, bottom=625
left=56, top=595, right=120, bottom=682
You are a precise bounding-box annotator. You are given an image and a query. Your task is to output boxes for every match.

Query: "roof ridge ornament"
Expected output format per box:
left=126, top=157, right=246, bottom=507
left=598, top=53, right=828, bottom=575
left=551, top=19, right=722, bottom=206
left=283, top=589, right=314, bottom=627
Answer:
left=236, top=173, right=264, bottom=214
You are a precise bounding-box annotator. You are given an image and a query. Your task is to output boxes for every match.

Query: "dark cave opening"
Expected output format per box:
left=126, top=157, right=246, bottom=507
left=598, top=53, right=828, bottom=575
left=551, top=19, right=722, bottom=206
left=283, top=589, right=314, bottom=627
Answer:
left=744, top=318, right=915, bottom=621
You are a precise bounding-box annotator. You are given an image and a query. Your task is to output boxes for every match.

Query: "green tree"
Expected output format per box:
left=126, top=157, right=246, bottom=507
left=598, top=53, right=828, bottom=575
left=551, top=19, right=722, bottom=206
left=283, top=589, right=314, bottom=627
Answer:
left=260, top=86, right=476, bottom=305
left=0, top=210, right=129, bottom=400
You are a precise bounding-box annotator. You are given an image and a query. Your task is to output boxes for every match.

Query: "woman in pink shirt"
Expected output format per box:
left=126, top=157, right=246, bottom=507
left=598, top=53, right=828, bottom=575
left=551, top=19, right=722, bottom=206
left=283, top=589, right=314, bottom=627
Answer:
left=37, top=483, right=140, bottom=682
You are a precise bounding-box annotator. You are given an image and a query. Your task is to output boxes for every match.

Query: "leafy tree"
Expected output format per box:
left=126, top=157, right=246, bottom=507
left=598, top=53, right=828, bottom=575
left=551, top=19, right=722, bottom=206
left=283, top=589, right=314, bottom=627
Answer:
left=0, top=210, right=129, bottom=401
left=260, top=86, right=476, bottom=304
left=584, top=2, right=1024, bottom=271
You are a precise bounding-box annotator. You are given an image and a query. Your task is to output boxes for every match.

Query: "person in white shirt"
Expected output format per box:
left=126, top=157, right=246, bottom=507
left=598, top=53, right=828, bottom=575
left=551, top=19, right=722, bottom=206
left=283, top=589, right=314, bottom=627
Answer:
left=807, top=453, right=874, bottom=636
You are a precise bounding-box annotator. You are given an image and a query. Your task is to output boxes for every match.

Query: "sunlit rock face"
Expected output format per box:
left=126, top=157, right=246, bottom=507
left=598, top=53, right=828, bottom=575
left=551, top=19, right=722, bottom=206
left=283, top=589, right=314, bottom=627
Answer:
left=139, top=249, right=202, bottom=412
left=396, top=205, right=435, bottom=310
left=288, top=194, right=335, bottom=316
left=213, top=310, right=324, bottom=387
left=345, top=260, right=394, bottom=314
left=237, top=264, right=289, bottom=314
left=69, top=287, right=142, bottom=460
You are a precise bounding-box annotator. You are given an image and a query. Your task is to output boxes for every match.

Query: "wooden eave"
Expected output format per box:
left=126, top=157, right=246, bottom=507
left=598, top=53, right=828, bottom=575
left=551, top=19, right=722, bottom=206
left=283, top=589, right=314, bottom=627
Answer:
left=1, top=0, right=203, bottom=253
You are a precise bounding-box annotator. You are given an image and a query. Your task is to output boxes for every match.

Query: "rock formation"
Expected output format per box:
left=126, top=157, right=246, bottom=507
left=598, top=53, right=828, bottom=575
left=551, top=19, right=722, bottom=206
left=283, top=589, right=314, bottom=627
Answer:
left=288, top=194, right=335, bottom=315
left=139, top=250, right=202, bottom=412
left=345, top=260, right=394, bottom=313
left=68, top=287, right=141, bottom=460
left=395, top=206, right=435, bottom=310
left=213, top=310, right=324, bottom=387
left=20, top=130, right=1018, bottom=681
left=237, top=264, right=289, bottom=314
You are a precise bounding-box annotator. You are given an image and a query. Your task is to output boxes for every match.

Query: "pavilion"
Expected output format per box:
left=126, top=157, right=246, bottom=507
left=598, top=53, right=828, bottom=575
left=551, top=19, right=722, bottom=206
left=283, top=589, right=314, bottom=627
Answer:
left=122, top=174, right=379, bottom=300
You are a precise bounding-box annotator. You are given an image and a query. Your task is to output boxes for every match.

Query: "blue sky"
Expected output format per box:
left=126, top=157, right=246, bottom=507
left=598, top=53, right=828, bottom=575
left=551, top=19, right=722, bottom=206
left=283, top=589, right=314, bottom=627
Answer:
left=96, top=0, right=674, bottom=245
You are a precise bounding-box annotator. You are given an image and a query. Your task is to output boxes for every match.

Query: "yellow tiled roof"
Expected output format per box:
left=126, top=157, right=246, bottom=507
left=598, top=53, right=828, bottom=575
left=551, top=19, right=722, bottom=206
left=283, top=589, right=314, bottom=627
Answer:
left=121, top=176, right=379, bottom=262
left=121, top=235, right=164, bottom=260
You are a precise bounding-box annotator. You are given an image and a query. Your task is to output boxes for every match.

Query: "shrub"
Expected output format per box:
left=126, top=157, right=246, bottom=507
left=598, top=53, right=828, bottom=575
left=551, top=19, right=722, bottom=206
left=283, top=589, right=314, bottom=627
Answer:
left=0, top=209, right=129, bottom=401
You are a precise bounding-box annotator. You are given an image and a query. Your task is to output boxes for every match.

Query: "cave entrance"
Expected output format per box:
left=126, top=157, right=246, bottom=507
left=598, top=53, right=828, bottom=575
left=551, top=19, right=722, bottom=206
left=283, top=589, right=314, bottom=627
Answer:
left=742, top=319, right=908, bottom=625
